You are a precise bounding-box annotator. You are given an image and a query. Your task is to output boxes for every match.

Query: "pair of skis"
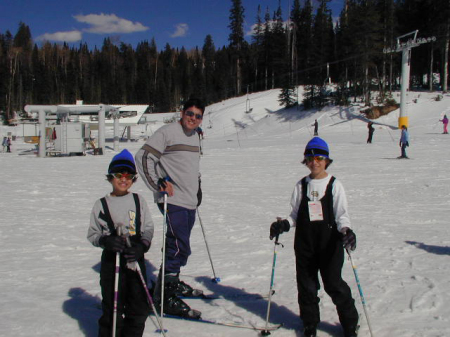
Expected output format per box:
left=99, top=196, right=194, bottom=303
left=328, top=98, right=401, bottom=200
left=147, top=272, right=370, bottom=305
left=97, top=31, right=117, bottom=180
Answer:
left=155, top=312, right=282, bottom=332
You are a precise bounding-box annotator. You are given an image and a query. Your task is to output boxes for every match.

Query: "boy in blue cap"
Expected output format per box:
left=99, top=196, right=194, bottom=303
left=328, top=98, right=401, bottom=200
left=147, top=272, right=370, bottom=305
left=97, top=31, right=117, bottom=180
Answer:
left=269, top=137, right=359, bottom=337
left=87, top=149, right=154, bottom=337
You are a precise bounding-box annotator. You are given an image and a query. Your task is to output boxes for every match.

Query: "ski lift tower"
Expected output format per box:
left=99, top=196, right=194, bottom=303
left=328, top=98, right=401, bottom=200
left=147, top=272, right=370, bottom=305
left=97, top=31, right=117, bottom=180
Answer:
left=384, top=30, right=436, bottom=128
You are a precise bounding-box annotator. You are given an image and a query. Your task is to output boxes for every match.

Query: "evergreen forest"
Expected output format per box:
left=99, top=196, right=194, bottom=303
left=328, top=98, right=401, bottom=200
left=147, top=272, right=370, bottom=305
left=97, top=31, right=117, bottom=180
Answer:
left=0, top=0, right=449, bottom=123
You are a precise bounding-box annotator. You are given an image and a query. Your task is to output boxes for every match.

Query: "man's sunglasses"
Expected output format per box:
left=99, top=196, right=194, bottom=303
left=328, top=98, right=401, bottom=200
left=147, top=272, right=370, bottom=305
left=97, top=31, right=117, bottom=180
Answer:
left=185, top=110, right=203, bottom=120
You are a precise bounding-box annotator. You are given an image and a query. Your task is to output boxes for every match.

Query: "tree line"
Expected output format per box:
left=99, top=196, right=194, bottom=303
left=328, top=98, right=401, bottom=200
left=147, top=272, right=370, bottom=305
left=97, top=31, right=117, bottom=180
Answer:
left=0, top=0, right=449, bottom=122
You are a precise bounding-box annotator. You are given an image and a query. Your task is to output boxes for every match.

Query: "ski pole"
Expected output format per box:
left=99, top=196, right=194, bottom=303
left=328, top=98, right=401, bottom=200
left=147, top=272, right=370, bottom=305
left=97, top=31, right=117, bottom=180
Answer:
left=261, top=234, right=283, bottom=336
left=196, top=208, right=220, bottom=283
left=112, top=251, right=120, bottom=337
left=120, top=227, right=167, bottom=336
left=346, top=249, right=374, bottom=337
left=159, top=193, right=168, bottom=331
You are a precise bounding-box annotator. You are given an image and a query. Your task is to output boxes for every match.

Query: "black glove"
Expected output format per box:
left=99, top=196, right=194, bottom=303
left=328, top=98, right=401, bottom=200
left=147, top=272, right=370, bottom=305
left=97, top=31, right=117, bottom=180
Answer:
left=100, top=235, right=126, bottom=252
left=124, top=241, right=146, bottom=262
left=342, top=228, right=357, bottom=251
left=269, top=219, right=290, bottom=240
left=197, top=179, right=202, bottom=207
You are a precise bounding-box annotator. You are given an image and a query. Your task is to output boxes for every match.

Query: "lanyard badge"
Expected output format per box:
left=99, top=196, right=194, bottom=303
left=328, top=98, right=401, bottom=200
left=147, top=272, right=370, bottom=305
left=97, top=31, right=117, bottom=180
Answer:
left=308, top=191, right=323, bottom=221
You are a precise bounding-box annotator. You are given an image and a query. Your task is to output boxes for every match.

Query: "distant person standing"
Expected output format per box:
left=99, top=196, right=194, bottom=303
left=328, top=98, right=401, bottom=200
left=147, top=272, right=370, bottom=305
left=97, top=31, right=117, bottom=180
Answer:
left=2, top=137, right=7, bottom=152
left=399, top=125, right=409, bottom=159
left=6, top=137, right=11, bottom=153
left=440, top=115, right=448, bottom=134
left=367, top=122, right=375, bottom=143
left=313, top=119, right=319, bottom=136
left=196, top=126, right=204, bottom=155
left=196, top=126, right=204, bottom=139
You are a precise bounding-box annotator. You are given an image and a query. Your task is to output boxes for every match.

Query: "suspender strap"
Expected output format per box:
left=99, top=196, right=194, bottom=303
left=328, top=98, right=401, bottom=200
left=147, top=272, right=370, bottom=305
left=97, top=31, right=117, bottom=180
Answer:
left=132, top=193, right=141, bottom=235
left=100, top=197, right=116, bottom=234
left=301, top=177, right=308, bottom=200
left=326, top=176, right=337, bottom=227
left=100, top=194, right=142, bottom=236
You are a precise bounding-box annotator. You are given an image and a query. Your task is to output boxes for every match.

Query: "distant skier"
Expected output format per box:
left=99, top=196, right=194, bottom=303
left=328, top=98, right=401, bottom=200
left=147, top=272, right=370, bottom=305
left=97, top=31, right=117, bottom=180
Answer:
left=269, top=137, right=359, bottom=337
left=313, top=119, right=319, bottom=136
left=6, top=137, right=11, bottom=152
left=197, top=126, right=204, bottom=155
left=196, top=126, right=204, bottom=139
left=399, top=125, right=409, bottom=159
left=2, top=137, right=7, bottom=152
left=440, top=114, right=448, bottom=134
left=87, top=149, right=154, bottom=337
left=367, top=122, right=375, bottom=143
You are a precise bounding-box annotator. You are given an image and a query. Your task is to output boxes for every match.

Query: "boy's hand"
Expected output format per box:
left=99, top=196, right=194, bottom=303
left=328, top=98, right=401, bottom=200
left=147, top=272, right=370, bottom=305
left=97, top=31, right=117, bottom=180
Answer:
left=342, top=228, right=357, bottom=251
left=101, top=236, right=126, bottom=252
left=124, top=242, right=146, bottom=262
left=270, top=219, right=290, bottom=240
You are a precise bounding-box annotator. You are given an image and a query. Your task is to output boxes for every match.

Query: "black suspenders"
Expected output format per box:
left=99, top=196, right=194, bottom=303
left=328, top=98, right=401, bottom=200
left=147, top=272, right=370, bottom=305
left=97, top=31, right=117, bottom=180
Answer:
left=99, top=193, right=141, bottom=236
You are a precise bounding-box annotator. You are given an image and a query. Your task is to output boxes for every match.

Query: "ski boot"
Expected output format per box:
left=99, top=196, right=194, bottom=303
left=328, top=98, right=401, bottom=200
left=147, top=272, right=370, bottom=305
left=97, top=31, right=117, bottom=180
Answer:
left=343, top=324, right=359, bottom=337
left=163, top=275, right=201, bottom=319
left=174, top=279, right=204, bottom=297
left=303, top=325, right=317, bottom=337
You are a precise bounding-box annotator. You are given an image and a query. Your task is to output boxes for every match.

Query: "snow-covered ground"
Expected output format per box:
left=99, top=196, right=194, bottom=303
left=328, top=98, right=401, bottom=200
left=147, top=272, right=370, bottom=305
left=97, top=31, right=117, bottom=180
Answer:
left=1, top=89, right=450, bottom=337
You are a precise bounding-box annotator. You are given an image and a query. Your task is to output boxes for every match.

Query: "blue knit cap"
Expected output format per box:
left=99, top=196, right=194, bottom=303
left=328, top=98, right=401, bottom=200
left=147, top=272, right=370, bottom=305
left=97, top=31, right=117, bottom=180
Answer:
left=108, top=149, right=136, bottom=174
left=304, top=137, right=330, bottom=158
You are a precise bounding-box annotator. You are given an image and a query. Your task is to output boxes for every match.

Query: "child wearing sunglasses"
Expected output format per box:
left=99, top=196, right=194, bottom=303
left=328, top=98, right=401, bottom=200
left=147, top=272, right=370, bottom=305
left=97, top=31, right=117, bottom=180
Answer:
left=87, top=149, right=154, bottom=337
left=269, top=137, right=359, bottom=337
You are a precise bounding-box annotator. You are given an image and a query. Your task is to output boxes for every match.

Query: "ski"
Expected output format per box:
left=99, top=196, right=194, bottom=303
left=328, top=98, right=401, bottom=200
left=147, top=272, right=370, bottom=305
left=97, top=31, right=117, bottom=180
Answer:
left=181, top=292, right=270, bottom=300
left=158, top=313, right=283, bottom=332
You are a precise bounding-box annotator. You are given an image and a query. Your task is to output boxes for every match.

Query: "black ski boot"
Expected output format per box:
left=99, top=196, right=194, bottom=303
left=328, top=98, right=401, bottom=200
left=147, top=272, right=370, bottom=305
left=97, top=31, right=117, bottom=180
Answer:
left=174, top=279, right=204, bottom=297
left=163, top=275, right=201, bottom=319
left=303, top=325, right=317, bottom=337
left=343, top=324, right=359, bottom=337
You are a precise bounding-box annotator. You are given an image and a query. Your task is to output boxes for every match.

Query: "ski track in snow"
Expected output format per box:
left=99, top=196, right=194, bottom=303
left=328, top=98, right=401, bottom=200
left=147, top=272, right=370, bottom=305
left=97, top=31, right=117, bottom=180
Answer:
left=1, top=90, right=450, bottom=336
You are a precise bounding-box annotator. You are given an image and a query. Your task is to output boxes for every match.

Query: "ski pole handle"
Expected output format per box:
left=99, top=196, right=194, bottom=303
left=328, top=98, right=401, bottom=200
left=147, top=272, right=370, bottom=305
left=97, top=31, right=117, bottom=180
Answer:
left=117, top=224, right=132, bottom=248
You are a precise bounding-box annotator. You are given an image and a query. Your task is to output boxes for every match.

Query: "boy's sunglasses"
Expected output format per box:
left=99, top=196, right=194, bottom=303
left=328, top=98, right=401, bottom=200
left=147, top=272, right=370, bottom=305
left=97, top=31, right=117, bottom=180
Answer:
left=305, top=156, right=327, bottom=163
left=111, top=172, right=136, bottom=180
left=185, top=110, right=203, bottom=120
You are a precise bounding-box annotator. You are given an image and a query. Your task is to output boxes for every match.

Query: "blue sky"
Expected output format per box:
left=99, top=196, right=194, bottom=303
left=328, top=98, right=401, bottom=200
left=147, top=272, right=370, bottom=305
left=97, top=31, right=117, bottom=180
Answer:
left=0, top=0, right=344, bottom=50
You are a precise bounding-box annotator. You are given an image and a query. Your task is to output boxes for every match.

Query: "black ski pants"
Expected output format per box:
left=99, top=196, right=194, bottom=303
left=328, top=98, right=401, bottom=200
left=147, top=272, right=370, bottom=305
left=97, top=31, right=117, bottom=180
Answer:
left=98, top=251, right=149, bottom=337
left=295, top=227, right=358, bottom=331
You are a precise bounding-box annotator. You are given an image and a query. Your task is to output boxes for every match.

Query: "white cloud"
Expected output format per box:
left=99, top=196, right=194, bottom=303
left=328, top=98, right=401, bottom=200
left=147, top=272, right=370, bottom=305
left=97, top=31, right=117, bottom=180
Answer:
left=36, top=30, right=82, bottom=42
left=170, top=23, right=189, bottom=38
left=73, top=13, right=149, bottom=34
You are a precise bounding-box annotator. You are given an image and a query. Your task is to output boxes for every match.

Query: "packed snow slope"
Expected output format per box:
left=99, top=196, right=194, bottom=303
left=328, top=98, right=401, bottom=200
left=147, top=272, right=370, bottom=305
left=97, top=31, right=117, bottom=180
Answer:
left=1, top=88, right=450, bottom=337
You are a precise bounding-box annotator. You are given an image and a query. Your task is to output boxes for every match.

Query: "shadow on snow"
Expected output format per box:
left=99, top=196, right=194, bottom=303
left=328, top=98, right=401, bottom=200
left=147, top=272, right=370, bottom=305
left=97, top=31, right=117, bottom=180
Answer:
left=405, top=241, right=450, bottom=255
left=62, top=259, right=158, bottom=337
left=195, top=275, right=343, bottom=336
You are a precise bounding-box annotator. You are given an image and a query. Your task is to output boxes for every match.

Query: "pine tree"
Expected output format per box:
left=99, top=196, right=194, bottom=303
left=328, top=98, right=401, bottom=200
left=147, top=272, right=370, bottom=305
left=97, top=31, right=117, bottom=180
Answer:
left=278, top=83, right=297, bottom=108
left=228, top=0, right=245, bottom=95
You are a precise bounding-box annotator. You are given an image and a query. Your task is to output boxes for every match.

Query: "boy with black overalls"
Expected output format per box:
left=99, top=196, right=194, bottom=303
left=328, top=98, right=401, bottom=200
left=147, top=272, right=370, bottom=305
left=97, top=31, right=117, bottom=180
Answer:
left=270, top=137, right=359, bottom=337
left=87, top=149, right=154, bottom=337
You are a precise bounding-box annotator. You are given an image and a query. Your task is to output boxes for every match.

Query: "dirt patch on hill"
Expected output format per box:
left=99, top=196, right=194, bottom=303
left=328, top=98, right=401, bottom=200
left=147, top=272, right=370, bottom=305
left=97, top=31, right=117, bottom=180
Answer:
left=361, top=104, right=399, bottom=119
